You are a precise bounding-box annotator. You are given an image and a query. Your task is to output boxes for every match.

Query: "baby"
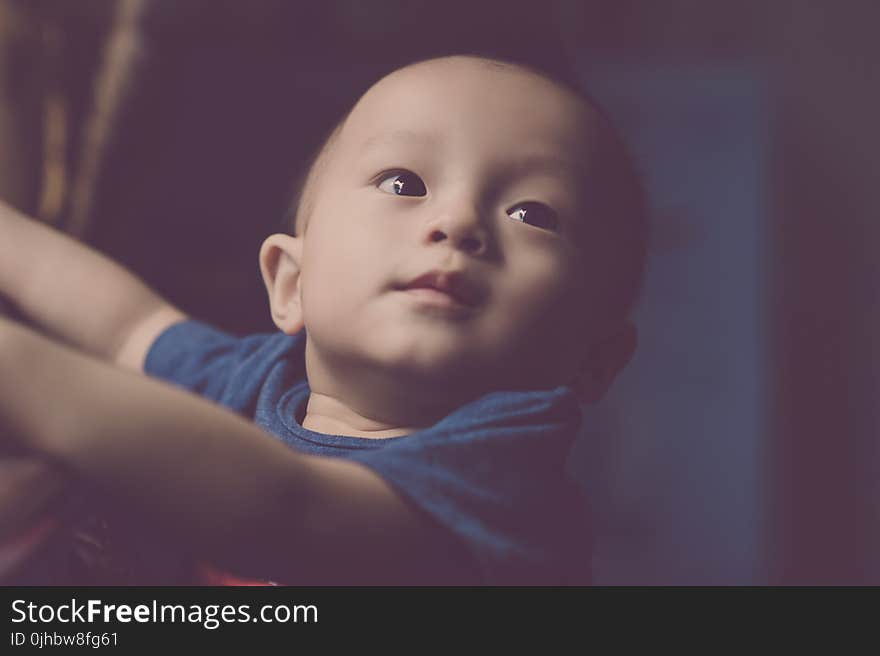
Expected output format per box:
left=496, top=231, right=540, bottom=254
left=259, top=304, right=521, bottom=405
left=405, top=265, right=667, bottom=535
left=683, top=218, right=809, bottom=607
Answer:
left=0, top=54, right=646, bottom=584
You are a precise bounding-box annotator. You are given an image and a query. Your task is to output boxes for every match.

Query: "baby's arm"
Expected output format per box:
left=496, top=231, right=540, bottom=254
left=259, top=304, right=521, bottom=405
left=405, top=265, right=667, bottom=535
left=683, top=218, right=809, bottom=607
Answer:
left=0, top=200, right=185, bottom=371
left=0, top=281, right=69, bottom=580
left=0, top=318, right=463, bottom=584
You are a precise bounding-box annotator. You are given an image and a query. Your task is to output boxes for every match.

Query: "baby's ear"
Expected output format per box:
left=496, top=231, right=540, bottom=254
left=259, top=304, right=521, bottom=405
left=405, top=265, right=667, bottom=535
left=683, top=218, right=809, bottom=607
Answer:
left=572, top=321, right=637, bottom=405
left=259, top=234, right=305, bottom=334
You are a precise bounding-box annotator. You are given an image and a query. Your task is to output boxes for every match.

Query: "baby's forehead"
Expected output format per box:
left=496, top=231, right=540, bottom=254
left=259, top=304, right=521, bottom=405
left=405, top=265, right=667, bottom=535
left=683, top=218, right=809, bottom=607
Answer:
left=336, top=60, right=596, bottom=173
left=380, top=56, right=582, bottom=101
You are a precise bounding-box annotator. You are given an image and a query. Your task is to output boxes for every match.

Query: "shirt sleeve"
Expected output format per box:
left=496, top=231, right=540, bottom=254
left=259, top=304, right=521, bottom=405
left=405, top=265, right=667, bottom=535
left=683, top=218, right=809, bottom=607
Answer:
left=143, top=319, right=300, bottom=415
left=346, top=386, right=593, bottom=585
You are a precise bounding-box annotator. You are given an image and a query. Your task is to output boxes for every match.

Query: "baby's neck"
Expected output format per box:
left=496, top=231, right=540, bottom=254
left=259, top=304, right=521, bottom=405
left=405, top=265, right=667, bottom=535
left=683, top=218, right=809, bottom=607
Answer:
left=301, top=392, right=422, bottom=438
left=301, top=343, right=479, bottom=438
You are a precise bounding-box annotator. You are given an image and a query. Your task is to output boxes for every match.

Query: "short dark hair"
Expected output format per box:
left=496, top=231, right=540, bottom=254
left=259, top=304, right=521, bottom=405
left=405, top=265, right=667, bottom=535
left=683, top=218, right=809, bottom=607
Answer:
left=280, top=117, right=348, bottom=237
left=282, top=54, right=649, bottom=319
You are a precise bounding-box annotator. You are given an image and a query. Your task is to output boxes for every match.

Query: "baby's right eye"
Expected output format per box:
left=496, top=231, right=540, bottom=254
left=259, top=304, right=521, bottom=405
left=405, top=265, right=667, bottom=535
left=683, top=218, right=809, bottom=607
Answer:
left=376, top=170, right=427, bottom=197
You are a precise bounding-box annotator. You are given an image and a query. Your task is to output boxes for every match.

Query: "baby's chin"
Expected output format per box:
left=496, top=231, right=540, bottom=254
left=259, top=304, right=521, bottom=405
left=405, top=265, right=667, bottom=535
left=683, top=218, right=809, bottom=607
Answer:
left=311, top=324, right=570, bottom=399
left=379, top=346, right=485, bottom=384
left=368, top=343, right=559, bottom=400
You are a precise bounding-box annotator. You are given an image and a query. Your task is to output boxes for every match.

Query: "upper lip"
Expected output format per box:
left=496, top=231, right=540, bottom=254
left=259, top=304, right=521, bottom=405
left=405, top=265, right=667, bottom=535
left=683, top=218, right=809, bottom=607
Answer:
left=396, top=270, right=484, bottom=307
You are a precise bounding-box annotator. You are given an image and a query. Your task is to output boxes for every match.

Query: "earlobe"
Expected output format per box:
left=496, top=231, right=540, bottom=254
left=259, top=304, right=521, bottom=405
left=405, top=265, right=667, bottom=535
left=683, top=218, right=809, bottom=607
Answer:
left=572, top=321, right=638, bottom=405
left=259, top=234, right=305, bottom=334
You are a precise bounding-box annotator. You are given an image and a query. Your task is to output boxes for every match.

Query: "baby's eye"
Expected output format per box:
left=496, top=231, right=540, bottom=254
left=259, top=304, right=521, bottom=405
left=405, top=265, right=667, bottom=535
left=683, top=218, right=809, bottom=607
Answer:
left=376, top=170, right=427, bottom=197
left=506, top=202, right=559, bottom=232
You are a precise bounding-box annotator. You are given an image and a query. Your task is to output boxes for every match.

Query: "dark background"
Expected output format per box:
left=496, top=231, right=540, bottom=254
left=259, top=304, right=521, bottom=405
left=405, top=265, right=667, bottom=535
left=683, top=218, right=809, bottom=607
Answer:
left=1, top=0, right=877, bottom=584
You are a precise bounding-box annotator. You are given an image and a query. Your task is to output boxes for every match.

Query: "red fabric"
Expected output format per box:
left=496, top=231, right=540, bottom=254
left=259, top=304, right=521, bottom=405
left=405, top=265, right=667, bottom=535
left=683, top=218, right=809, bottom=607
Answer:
left=194, top=562, right=277, bottom=586
left=0, top=514, right=59, bottom=581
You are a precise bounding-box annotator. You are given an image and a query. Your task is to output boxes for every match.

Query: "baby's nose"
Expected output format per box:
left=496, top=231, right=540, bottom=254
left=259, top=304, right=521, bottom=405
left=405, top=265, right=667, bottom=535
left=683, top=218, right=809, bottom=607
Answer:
left=426, top=207, right=490, bottom=256
left=427, top=228, right=486, bottom=256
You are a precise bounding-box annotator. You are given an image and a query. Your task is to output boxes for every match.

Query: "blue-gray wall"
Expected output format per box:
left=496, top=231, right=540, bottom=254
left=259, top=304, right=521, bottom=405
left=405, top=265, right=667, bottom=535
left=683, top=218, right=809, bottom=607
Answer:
left=567, top=59, right=770, bottom=584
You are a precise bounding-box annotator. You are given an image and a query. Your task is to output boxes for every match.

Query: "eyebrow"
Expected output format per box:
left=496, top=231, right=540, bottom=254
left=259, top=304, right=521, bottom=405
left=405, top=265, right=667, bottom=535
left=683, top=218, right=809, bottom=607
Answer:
left=359, top=130, right=579, bottom=182
left=359, top=129, right=442, bottom=153
left=499, top=152, right=579, bottom=182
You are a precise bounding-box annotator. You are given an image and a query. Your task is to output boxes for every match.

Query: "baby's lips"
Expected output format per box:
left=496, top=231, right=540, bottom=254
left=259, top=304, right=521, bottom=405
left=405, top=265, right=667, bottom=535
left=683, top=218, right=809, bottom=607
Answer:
left=398, top=270, right=484, bottom=307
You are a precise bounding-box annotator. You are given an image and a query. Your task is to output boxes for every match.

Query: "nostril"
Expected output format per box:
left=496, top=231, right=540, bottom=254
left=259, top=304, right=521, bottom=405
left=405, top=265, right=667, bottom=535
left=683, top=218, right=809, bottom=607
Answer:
left=426, top=228, right=485, bottom=255
left=460, top=236, right=483, bottom=254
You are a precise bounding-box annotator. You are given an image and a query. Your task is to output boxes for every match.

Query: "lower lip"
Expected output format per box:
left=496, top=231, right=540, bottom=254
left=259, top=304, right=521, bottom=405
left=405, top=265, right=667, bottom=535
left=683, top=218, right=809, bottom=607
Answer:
left=397, top=288, right=475, bottom=317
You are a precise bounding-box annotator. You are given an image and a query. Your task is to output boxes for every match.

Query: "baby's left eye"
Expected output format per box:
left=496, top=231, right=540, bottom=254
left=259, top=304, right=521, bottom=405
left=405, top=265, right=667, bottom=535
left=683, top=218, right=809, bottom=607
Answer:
left=506, top=202, right=559, bottom=232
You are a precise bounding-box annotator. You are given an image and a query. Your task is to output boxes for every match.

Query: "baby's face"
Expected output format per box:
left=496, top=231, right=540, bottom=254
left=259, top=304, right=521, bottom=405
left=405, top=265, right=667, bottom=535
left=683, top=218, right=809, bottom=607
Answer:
left=296, top=58, right=611, bottom=396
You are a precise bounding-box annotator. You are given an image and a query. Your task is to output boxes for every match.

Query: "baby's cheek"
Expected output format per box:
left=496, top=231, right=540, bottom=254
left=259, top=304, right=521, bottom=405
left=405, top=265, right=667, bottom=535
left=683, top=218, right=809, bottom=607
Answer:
left=507, top=265, right=571, bottom=316
left=494, top=266, right=584, bottom=353
left=299, top=267, right=343, bottom=335
left=299, top=262, right=374, bottom=344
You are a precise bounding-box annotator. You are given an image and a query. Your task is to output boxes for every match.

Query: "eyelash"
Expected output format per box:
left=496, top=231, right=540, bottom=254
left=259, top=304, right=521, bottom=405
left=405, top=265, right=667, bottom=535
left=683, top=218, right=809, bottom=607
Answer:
left=374, top=169, right=560, bottom=233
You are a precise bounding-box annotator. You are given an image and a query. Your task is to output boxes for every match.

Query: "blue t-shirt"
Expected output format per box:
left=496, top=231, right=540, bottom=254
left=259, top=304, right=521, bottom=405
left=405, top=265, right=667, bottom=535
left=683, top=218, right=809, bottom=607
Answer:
left=144, top=320, right=592, bottom=585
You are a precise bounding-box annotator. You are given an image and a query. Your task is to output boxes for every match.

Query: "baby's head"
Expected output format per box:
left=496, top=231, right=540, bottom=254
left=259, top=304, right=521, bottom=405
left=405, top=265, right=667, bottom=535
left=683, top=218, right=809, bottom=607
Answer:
left=260, top=55, right=646, bottom=416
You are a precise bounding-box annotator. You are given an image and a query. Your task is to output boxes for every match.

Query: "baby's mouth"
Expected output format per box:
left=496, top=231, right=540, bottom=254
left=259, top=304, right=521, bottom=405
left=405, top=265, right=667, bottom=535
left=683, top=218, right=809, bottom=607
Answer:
left=393, top=270, right=484, bottom=309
